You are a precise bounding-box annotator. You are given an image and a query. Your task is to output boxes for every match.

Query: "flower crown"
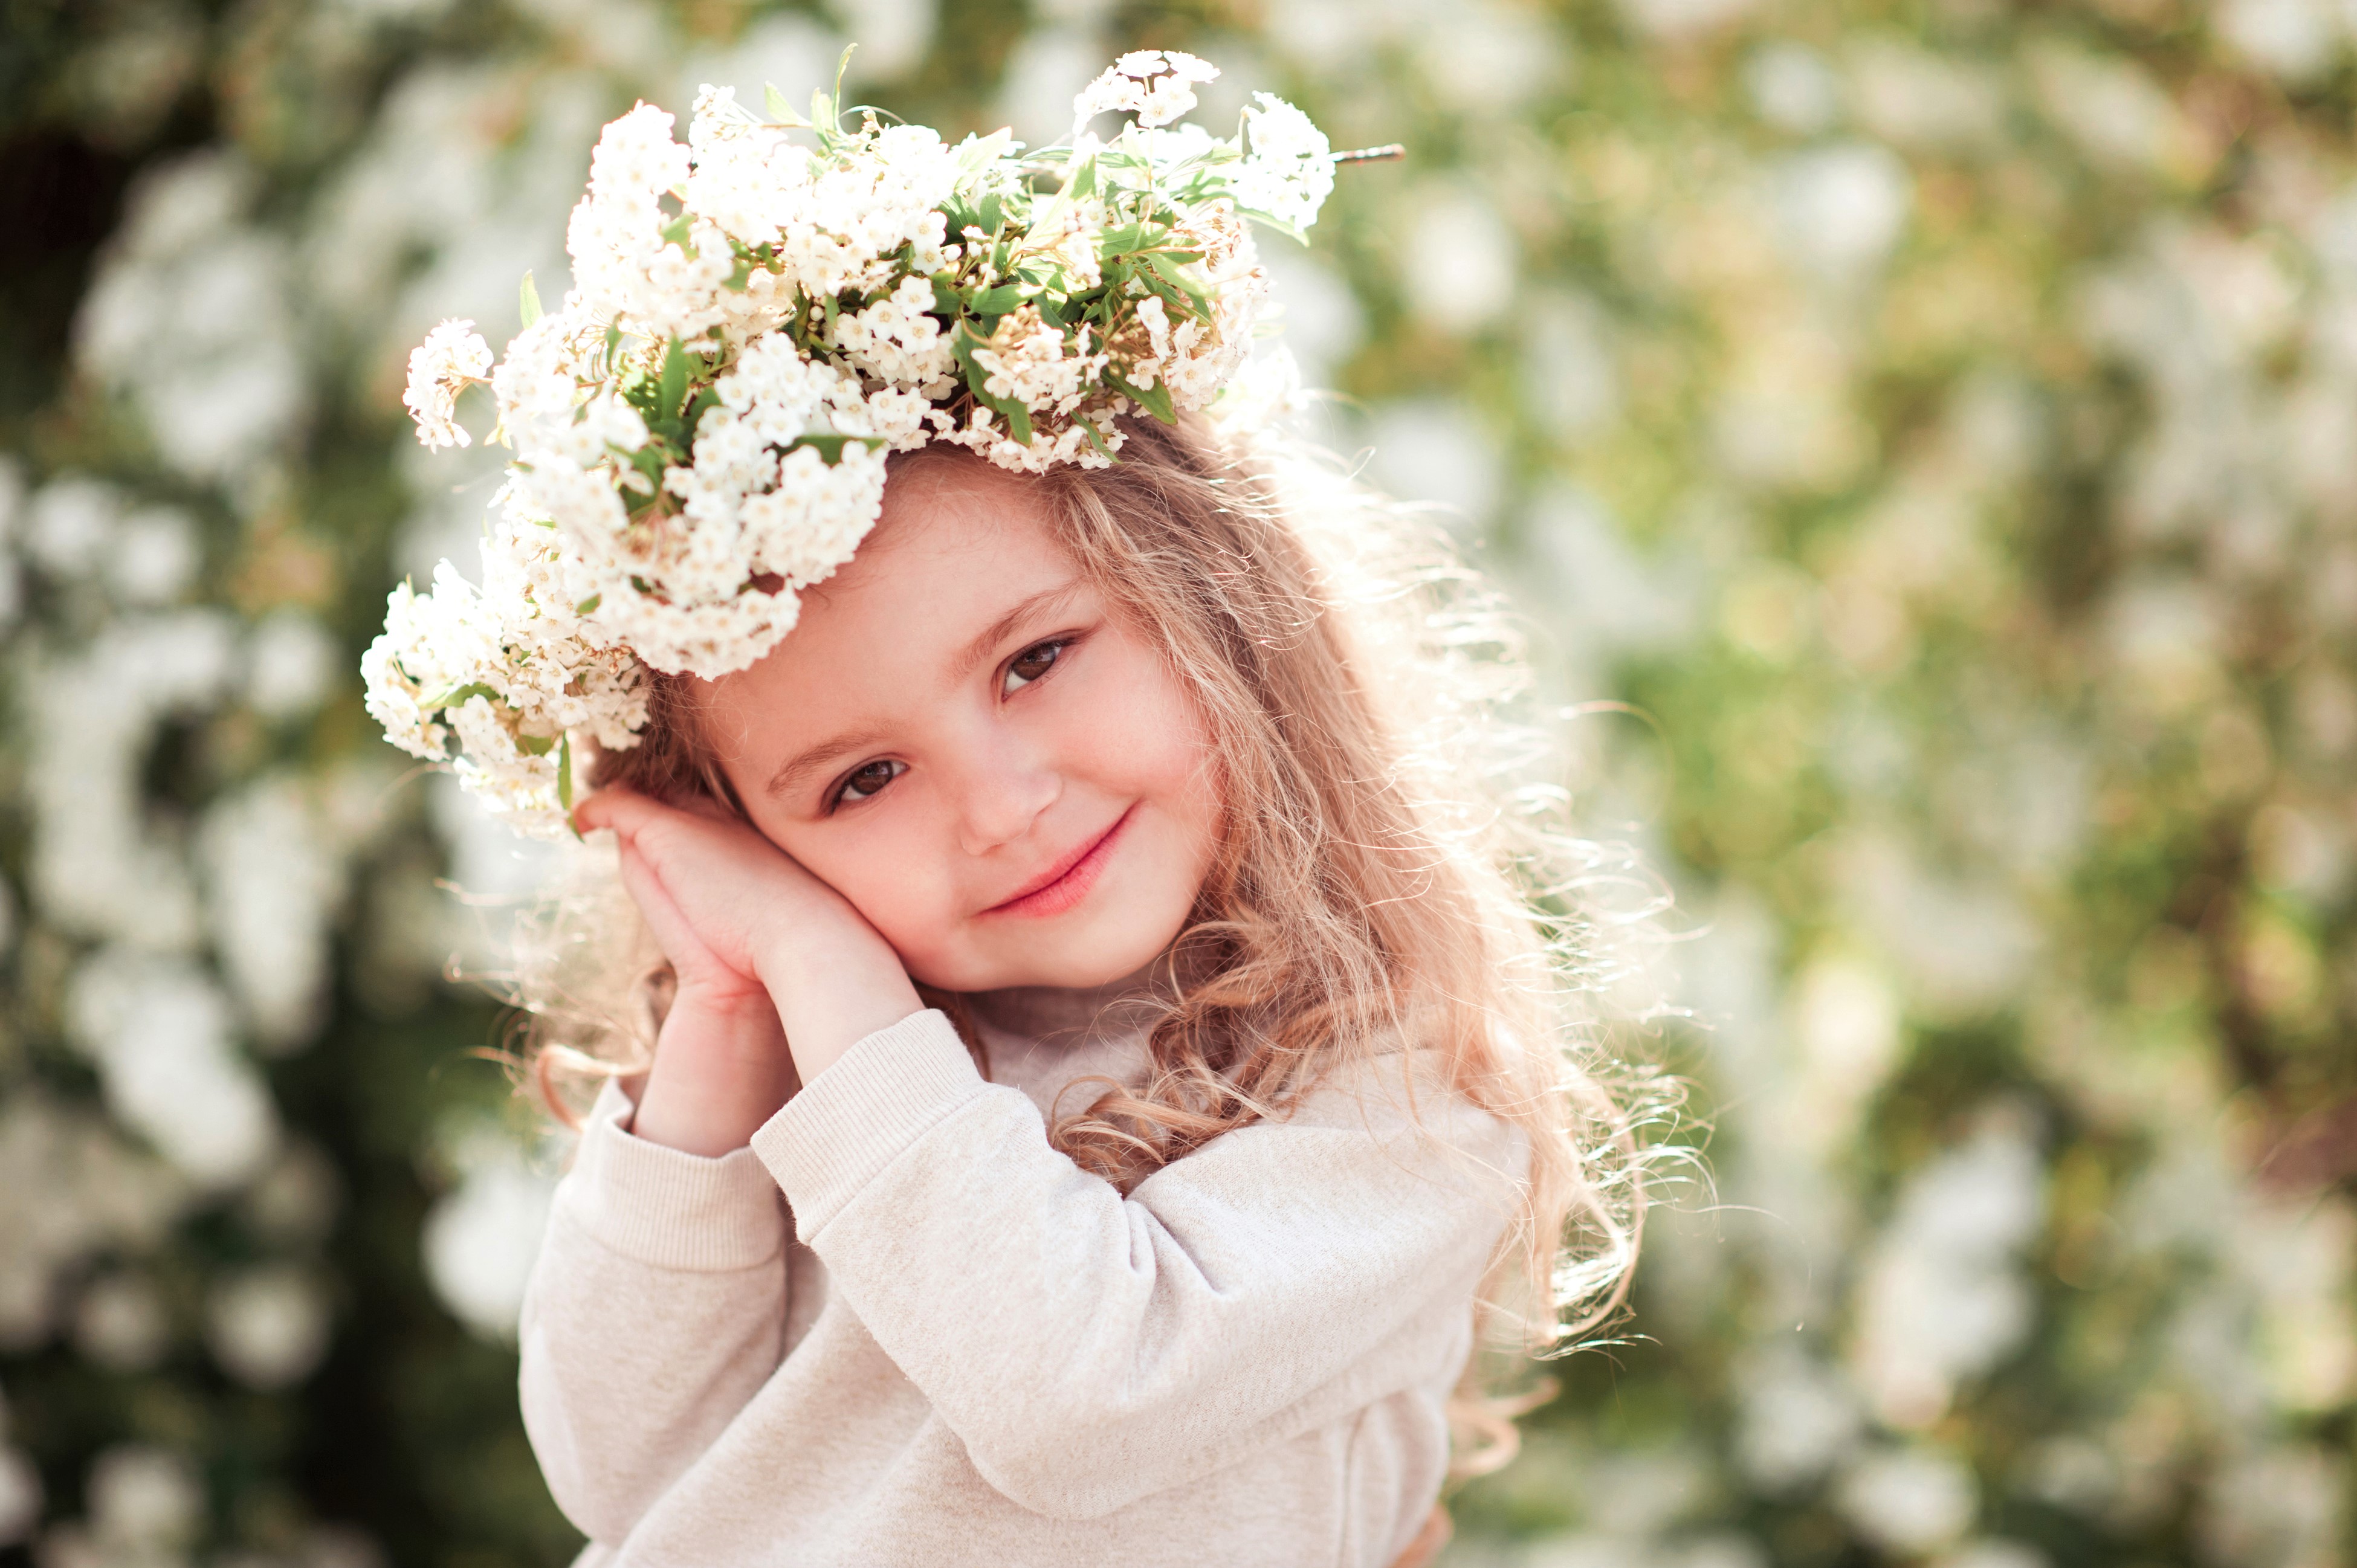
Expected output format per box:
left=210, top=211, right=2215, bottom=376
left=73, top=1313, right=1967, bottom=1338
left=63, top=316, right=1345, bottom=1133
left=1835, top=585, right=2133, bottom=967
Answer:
left=363, top=50, right=1347, bottom=839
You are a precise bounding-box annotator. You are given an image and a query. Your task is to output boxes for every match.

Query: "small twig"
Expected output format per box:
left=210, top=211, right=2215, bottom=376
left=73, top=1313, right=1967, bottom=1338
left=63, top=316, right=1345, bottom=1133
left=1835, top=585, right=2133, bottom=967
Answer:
left=1333, top=143, right=1406, bottom=166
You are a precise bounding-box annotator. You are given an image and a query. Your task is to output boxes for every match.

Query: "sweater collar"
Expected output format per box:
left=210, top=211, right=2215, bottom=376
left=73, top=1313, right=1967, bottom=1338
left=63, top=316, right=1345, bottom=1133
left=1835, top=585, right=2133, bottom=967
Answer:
left=962, top=960, right=1174, bottom=1045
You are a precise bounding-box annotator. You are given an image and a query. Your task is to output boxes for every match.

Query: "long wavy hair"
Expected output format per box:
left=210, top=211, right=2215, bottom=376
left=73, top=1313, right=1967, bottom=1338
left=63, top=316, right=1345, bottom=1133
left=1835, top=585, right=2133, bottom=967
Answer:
left=507, top=409, right=1675, bottom=1466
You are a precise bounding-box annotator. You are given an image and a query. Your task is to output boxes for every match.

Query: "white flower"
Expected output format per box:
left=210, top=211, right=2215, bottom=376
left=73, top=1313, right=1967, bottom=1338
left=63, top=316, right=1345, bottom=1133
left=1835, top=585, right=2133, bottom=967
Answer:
left=970, top=305, right=1102, bottom=414
left=1075, top=50, right=1220, bottom=130
left=379, top=60, right=1334, bottom=837
left=205, top=1264, right=331, bottom=1389
left=403, top=318, right=493, bottom=448
left=1233, top=94, right=1337, bottom=231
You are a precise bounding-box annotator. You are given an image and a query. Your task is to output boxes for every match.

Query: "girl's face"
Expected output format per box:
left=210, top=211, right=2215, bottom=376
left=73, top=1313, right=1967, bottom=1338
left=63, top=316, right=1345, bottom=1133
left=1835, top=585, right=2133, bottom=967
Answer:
left=700, top=458, right=1222, bottom=995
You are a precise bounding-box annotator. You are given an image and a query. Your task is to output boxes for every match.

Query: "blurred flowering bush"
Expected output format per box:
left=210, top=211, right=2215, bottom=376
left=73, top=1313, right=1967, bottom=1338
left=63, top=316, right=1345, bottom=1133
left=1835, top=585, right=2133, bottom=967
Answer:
left=1, top=1, right=2351, bottom=1565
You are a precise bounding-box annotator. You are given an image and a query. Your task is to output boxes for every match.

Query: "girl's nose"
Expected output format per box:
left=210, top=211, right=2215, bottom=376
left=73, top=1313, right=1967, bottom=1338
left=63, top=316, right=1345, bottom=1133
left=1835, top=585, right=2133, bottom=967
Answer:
left=949, top=732, right=1062, bottom=857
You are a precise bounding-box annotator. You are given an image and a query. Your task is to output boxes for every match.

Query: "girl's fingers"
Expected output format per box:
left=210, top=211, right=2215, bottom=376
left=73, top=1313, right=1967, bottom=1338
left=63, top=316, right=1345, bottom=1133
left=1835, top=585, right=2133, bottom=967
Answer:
left=572, top=784, right=658, bottom=839
left=615, top=840, right=737, bottom=982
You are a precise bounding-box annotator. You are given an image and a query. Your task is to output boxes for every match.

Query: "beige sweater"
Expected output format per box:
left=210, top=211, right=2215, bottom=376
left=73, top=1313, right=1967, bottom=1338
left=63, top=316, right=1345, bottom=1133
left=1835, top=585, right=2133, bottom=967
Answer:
left=518, top=980, right=1526, bottom=1567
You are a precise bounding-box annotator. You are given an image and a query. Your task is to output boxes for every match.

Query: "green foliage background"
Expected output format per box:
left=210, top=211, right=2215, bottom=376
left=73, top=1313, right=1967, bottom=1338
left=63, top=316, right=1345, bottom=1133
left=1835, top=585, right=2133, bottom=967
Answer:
left=1, top=0, right=2351, bottom=1564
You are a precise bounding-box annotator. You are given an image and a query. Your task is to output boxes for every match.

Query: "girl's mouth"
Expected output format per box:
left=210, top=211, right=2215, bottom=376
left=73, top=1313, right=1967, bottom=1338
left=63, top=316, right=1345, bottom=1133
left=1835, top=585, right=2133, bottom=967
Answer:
left=984, top=804, right=1136, bottom=918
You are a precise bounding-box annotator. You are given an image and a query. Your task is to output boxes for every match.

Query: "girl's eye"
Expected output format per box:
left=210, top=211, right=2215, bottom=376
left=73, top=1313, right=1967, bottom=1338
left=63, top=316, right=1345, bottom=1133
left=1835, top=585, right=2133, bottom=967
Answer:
left=835, top=759, right=905, bottom=805
left=1003, top=639, right=1066, bottom=695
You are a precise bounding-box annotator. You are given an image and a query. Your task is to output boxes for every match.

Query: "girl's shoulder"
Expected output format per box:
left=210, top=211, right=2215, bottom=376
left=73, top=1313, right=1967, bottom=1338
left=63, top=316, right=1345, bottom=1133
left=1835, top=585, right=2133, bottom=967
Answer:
left=1261, top=1033, right=1531, bottom=1184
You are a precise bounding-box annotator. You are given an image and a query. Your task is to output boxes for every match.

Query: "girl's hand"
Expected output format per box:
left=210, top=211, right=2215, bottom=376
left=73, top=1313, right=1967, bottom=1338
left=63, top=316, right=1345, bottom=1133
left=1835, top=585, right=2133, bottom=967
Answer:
left=577, top=787, right=923, bottom=1152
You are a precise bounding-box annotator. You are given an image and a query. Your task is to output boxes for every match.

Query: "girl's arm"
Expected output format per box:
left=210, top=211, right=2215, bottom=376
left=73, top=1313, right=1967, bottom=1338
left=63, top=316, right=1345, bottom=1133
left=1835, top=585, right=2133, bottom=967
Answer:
left=751, top=1009, right=1525, bottom=1521
left=516, top=978, right=801, bottom=1543
left=567, top=789, right=1525, bottom=1520
left=519, top=790, right=902, bottom=1544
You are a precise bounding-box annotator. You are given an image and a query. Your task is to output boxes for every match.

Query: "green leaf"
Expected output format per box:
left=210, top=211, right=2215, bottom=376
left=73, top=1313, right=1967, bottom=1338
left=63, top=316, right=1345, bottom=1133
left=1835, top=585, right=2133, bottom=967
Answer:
left=420, top=681, right=501, bottom=712
left=784, top=433, right=889, bottom=465
left=969, top=283, right=1025, bottom=315
left=1139, top=248, right=1212, bottom=318
left=932, top=276, right=966, bottom=315
left=827, top=43, right=855, bottom=127
left=574, top=594, right=601, bottom=616
left=1096, top=223, right=1149, bottom=258
left=951, top=321, right=1033, bottom=445
left=519, top=270, right=543, bottom=328
left=763, top=83, right=810, bottom=126
left=1077, top=416, right=1121, bottom=462
left=659, top=212, right=694, bottom=249
left=682, top=385, right=720, bottom=444
left=1108, top=371, right=1176, bottom=426
left=603, top=323, right=624, bottom=368
left=516, top=734, right=557, bottom=757
left=558, top=733, right=576, bottom=821
left=658, top=338, right=690, bottom=424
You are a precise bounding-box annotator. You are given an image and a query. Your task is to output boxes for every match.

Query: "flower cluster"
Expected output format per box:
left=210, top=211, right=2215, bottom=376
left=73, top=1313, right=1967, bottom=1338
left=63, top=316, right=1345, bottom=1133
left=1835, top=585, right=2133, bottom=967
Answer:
left=366, top=56, right=1337, bottom=836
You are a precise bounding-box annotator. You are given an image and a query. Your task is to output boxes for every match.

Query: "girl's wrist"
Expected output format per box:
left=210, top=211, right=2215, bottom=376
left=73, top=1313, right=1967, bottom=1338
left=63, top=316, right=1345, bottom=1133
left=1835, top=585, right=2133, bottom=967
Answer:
left=754, top=927, right=923, bottom=1086
left=630, top=985, right=795, bottom=1157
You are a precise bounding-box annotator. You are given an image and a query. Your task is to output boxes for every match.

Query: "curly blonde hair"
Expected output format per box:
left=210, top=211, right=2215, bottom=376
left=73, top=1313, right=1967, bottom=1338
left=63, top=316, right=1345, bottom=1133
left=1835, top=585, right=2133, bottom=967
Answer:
left=506, top=410, right=1675, bottom=1466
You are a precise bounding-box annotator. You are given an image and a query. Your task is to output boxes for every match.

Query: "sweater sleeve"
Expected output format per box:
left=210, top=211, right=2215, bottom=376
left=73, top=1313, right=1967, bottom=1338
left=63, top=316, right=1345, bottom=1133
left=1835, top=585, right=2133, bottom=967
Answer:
left=748, top=1008, right=1527, bottom=1521
left=517, top=1077, right=794, bottom=1546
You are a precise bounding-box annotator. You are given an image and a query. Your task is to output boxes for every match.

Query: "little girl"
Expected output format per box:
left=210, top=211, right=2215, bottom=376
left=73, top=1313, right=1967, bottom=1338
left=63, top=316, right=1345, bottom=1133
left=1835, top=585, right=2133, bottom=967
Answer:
left=369, top=51, right=1643, bottom=1568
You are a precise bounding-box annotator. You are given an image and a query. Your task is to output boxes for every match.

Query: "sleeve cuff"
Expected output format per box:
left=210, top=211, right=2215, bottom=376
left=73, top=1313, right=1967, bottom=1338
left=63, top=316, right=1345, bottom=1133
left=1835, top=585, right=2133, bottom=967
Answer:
left=750, top=1008, right=989, bottom=1239
left=557, top=1077, right=788, bottom=1271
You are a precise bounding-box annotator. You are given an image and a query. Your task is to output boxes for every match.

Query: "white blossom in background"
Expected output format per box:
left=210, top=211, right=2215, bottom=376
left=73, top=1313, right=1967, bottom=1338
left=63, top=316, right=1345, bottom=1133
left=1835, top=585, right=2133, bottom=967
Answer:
left=830, top=0, right=937, bottom=82
left=997, top=28, right=1107, bottom=147
left=1831, top=829, right=2040, bottom=1016
left=72, top=1273, right=172, bottom=1373
left=676, top=10, right=845, bottom=145
left=40, top=1444, right=204, bottom=1568
left=1936, top=1539, right=2049, bottom=1568
left=1365, top=396, right=1505, bottom=533
left=1845, top=39, right=2008, bottom=153
left=2026, top=44, right=2196, bottom=176
left=243, top=608, right=340, bottom=720
left=1522, top=290, right=1620, bottom=439
left=1835, top=1445, right=1979, bottom=1555
left=1746, top=42, right=1843, bottom=134
left=1850, top=1114, right=2045, bottom=1428
left=2198, top=1443, right=2347, bottom=1568
left=1258, top=246, right=1362, bottom=392
left=1767, top=143, right=1913, bottom=287
left=108, top=506, right=201, bottom=607
left=1528, top=491, right=1698, bottom=672
left=1617, top=0, right=1763, bottom=42
left=1786, top=953, right=1903, bottom=1154
left=422, top=1131, right=562, bottom=1340
left=24, top=605, right=238, bottom=951
left=205, top=1265, right=332, bottom=1390
left=2216, top=0, right=2350, bottom=84
left=1418, top=0, right=1563, bottom=114
left=1732, top=1347, right=1864, bottom=1491
left=0, top=458, right=22, bottom=630
left=66, top=950, right=280, bottom=1189
left=0, top=1093, right=187, bottom=1349
left=199, top=775, right=349, bottom=1051
left=0, top=1381, right=36, bottom=1548
left=71, top=152, right=305, bottom=483
left=1400, top=182, right=1516, bottom=334
left=0, top=1444, right=36, bottom=1549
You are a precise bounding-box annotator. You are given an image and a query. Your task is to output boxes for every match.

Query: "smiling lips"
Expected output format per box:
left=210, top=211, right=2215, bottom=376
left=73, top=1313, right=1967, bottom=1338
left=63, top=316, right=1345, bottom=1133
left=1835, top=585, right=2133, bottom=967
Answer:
left=985, top=804, right=1136, bottom=918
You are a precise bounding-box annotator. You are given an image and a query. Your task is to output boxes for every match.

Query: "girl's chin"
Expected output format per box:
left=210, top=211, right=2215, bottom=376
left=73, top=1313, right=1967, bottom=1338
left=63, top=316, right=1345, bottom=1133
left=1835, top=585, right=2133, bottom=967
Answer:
left=925, top=924, right=1175, bottom=995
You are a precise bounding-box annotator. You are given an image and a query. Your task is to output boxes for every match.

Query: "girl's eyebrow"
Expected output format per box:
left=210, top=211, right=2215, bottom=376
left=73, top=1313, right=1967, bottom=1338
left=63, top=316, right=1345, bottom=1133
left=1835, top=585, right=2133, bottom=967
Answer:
left=948, top=579, right=1085, bottom=682
left=764, top=579, right=1087, bottom=801
left=766, top=722, right=895, bottom=801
